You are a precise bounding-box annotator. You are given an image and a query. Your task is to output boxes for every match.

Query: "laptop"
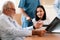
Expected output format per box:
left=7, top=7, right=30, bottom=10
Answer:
left=45, top=17, right=60, bottom=33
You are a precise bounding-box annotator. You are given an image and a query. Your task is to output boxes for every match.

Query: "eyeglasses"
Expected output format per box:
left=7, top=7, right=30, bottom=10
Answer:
left=7, top=8, right=16, bottom=11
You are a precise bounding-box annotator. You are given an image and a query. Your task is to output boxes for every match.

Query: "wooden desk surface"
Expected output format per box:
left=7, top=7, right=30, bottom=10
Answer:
left=25, top=33, right=60, bottom=40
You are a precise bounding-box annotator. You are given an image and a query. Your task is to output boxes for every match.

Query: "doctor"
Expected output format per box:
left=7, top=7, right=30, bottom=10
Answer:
left=18, top=0, right=40, bottom=28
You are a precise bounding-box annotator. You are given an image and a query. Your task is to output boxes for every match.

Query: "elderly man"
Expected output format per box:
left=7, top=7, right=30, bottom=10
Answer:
left=0, top=1, right=46, bottom=40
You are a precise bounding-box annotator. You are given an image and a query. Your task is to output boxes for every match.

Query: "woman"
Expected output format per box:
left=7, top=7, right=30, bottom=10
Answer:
left=33, top=5, right=50, bottom=28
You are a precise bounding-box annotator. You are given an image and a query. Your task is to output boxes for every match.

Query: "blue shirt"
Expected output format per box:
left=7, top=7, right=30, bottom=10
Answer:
left=18, top=0, right=40, bottom=19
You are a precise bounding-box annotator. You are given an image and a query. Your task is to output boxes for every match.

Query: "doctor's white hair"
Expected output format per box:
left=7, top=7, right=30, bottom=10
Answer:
left=3, top=1, right=14, bottom=11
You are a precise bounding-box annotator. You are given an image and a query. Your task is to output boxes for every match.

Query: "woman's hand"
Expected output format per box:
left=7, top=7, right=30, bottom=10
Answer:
left=34, top=20, right=43, bottom=29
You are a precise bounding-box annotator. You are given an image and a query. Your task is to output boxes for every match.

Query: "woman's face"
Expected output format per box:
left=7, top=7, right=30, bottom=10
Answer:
left=36, top=7, right=44, bottom=19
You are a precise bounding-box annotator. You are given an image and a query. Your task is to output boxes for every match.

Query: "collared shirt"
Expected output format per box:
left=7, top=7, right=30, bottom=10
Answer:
left=18, top=0, right=40, bottom=18
left=0, top=13, right=33, bottom=40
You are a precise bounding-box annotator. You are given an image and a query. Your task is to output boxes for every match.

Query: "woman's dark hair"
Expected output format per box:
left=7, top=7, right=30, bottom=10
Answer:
left=35, top=5, right=46, bottom=21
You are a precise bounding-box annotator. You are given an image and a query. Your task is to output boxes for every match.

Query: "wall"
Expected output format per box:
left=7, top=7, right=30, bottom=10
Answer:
left=41, top=0, right=54, bottom=5
left=0, top=0, right=20, bottom=13
left=41, top=0, right=57, bottom=22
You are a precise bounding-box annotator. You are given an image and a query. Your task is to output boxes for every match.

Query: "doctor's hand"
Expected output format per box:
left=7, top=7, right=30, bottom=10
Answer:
left=36, top=30, right=47, bottom=37
left=32, top=30, right=47, bottom=37
left=26, top=16, right=31, bottom=21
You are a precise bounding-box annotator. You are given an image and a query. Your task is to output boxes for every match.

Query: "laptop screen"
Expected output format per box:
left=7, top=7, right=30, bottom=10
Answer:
left=52, top=23, right=60, bottom=32
left=45, top=17, right=60, bottom=32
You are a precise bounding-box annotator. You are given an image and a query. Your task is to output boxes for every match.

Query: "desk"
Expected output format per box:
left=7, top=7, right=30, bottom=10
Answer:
left=25, top=33, right=60, bottom=40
